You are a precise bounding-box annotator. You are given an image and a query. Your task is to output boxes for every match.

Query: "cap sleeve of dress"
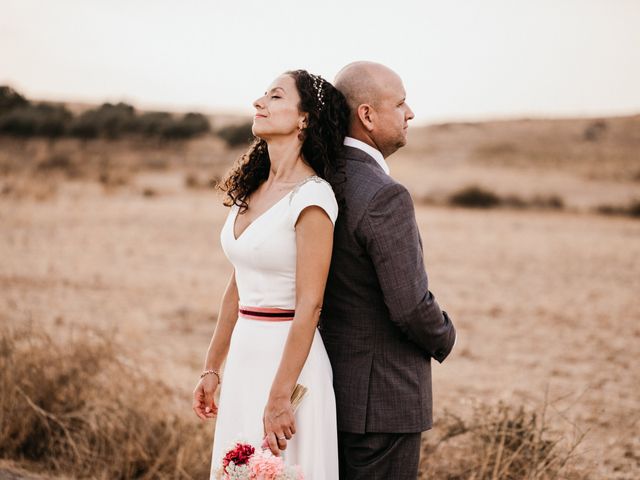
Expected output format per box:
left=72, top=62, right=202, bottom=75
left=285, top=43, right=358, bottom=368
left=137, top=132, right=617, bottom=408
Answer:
left=288, top=177, right=339, bottom=229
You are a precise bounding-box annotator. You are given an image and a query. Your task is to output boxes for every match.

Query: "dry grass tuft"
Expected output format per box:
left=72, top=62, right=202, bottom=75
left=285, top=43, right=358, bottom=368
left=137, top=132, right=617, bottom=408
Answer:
left=0, top=175, right=59, bottom=201
left=503, top=194, right=565, bottom=210
left=98, top=169, right=131, bottom=189
left=184, top=172, right=219, bottom=190
left=0, top=324, right=211, bottom=479
left=141, top=186, right=157, bottom=197
left=419, top=399, right=587, bottom=479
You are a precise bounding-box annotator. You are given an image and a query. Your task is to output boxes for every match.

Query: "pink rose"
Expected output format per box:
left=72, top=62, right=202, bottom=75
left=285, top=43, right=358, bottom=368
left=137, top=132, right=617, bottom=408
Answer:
left=248, top=450, right=284, bottom=479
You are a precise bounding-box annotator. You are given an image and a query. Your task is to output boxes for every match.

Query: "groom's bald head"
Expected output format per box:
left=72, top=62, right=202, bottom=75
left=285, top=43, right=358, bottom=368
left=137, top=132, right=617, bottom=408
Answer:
left=334, top=61, right=414, bottom=158
left=334, top=61, right=394, bottom=112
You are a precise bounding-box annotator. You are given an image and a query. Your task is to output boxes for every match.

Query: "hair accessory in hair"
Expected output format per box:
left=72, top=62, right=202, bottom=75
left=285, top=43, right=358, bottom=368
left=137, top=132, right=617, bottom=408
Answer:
left=309, top=73, right=326, bottom=110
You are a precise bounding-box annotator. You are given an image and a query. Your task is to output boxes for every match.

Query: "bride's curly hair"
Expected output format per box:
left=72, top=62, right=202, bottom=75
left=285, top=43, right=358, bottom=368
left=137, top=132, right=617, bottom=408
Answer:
left=218, top=70, right=349, bottom=213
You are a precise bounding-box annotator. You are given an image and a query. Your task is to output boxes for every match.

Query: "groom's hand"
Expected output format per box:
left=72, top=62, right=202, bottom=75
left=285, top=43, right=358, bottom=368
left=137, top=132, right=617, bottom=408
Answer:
left=263, top=395, right=296, bottom=456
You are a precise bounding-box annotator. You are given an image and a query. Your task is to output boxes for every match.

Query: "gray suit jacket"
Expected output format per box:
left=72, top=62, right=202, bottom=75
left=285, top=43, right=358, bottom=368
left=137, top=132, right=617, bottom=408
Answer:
left=320, top=145, right=456, bottom=434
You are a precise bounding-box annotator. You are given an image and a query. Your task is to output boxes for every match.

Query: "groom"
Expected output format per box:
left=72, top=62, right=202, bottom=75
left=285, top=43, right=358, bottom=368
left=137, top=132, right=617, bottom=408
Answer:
left=320, top=62, right=457, bottom=479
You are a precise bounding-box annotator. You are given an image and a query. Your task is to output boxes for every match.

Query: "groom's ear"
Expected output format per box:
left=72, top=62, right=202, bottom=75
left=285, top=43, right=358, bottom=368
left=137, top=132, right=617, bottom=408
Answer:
left=357, top=104, right=375, bottom=132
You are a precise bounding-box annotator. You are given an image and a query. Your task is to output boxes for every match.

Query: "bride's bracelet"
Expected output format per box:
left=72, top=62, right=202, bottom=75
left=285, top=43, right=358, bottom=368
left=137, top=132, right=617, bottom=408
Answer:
left=200, top=369, right=221, bottom=384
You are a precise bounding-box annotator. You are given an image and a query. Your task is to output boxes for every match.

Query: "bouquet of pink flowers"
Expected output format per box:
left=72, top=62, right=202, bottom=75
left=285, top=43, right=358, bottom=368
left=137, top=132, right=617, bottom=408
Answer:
left=214, top=442, right=303, bottom=480
left=215, top=384, right=308, bottom=480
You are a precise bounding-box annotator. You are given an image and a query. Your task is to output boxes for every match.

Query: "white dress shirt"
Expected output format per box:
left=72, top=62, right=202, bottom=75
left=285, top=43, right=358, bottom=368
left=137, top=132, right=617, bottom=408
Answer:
left=343, top=136, right=458, bottom=350
left=343, top=137, right=390, bottom=175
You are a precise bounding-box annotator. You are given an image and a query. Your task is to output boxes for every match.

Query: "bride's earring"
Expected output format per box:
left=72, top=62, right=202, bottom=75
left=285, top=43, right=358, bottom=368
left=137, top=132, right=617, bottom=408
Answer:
left=297, top=124, right=305, bottom=141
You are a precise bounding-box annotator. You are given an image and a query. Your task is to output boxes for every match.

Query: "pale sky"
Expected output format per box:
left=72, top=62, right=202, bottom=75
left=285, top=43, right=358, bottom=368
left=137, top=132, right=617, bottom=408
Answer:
left=2, top=0, right=639, bottom=124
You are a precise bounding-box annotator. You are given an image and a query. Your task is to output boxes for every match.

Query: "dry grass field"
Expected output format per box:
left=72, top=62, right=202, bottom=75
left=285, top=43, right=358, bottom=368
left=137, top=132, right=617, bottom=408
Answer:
left=1, top=114, right=638, bottom=479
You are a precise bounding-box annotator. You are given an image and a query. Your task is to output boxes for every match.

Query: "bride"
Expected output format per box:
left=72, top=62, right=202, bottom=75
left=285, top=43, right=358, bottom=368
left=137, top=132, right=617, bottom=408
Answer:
left=192, top=69, right=349, bottom=479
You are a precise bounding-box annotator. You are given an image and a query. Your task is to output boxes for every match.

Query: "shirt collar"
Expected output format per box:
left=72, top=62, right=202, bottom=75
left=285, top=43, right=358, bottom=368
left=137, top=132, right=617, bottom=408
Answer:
left=343, top=136, right=390, bottom=175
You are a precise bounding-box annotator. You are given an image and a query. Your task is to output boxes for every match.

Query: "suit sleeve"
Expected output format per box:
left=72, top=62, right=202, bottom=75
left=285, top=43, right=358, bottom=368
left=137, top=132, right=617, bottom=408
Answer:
left=359, top=182, right=456, bottom=362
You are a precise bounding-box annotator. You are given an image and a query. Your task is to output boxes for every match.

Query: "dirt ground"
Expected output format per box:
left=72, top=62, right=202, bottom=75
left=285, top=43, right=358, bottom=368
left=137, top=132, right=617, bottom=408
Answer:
left=1, top=116, right=639, bottom=478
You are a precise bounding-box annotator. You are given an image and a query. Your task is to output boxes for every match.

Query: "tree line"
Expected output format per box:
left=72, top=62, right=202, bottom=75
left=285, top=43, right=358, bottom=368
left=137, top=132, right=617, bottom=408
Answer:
left=0, top=86, right=210, bottom=140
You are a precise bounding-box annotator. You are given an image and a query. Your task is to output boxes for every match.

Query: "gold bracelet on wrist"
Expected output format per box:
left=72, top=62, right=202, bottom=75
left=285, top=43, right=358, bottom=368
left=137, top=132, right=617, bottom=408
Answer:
left=200, top=369, right=221, bottom=384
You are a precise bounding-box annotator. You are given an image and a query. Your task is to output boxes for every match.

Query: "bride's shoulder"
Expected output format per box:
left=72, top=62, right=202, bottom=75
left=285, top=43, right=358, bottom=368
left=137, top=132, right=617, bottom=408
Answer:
left=289, top=175, right=335, bottom=204
left=288, top=175, right=338, bottom=226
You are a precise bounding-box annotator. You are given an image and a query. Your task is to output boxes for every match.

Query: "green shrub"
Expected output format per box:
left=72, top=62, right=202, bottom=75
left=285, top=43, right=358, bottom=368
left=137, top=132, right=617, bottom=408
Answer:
left=0, top=104, right=72, bottom=138
left=0, top=107, right=38, bottom=136
left=597, top=199, right=640, bottom=218
left=0, top=86, right=211, bottom=141
left=0, top=85, right=30, bottom=114
left=583, top=119, right=607, bottom=142
left=449, top=185, right=501, bottom=208
left=69, top=102, right=136, bottom=139
left=217, top=121, right=254, bottom=147
left=160, top=112, right=211, bottom=139
left=134, top=111, right=173, bottom=136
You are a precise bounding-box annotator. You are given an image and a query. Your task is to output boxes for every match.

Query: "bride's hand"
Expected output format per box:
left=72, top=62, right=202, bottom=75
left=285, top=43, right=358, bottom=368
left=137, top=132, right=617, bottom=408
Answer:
left=192, top=374, right=219, bottom=420
left=263, top=396, right=296, bottom=456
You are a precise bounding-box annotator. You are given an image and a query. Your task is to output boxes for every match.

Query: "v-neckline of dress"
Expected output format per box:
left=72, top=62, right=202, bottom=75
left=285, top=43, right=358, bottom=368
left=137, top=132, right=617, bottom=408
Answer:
left=231, top=175, right=318, bottom=241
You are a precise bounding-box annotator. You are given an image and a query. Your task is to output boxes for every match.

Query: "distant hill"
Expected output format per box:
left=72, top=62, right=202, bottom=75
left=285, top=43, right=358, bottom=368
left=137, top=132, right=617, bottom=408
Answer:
left=403, top=114, right=640, bottom=181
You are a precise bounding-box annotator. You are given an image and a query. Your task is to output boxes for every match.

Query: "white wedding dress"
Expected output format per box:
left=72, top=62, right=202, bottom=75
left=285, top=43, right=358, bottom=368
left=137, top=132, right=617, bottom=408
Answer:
left=210, top=176, right=339, bottom=479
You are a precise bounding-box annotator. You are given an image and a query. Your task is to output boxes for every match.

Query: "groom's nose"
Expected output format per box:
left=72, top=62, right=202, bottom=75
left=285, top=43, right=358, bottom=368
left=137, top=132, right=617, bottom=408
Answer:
left=405, top=104, right=415, bottom=121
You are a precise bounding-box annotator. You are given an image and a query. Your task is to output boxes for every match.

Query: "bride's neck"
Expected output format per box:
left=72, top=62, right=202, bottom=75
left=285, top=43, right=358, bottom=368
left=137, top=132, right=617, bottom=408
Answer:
left=266, top=136, right=307, bottom=183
